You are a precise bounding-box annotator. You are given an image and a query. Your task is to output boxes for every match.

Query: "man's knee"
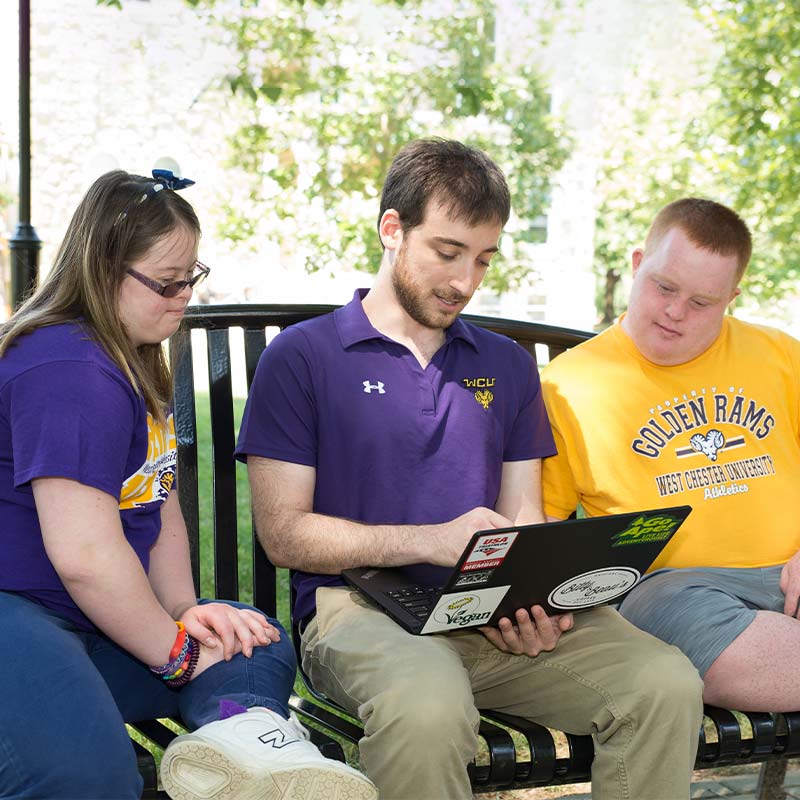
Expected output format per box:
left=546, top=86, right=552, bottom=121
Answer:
left=627, top=644, right=704, bottom=718
left=650, top=645, right=702, bottom=693
left=363, top=667, right=478, bottom=751
left=620, top=569, right=760, bottom=677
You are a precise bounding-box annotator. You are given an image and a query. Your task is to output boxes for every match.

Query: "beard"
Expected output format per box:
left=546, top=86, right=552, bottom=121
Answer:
left=391, top=241, right=469, bottom=330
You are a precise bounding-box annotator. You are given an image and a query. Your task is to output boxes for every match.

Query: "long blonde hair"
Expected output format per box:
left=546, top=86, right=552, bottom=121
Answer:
left=0, top=170, right=201, bottom=422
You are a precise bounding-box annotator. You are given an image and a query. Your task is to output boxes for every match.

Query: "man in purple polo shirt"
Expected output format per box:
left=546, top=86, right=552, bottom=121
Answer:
left=236, top=139, right=703, bottom=800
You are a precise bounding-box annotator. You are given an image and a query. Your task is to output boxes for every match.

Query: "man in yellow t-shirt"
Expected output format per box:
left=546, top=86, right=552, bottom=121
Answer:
left=542, top=197, right=800, bottom=712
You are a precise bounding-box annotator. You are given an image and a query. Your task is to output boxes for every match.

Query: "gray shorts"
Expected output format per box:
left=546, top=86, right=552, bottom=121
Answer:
left=617, top=565, right=785, bottom=677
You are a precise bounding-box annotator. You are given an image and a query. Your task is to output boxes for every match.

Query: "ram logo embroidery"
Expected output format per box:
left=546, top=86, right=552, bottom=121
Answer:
left=475, top=390, right=494, bottom=410
left=690, top=429, right=725, bottom=461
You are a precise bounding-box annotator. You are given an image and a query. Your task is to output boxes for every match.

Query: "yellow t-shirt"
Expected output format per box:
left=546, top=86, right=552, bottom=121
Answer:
left=541, top=316, right=800, bottom=570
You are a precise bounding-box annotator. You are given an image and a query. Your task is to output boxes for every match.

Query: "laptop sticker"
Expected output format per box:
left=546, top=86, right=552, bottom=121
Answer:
left=611, top=513, right=685, bottom=546
left=548, top=567, right=641, bottom=610
left=453, top=569, right=495, bottom=587
left=420, top=586, right=511, bottom=634
left=461, top=532, right=519, bottom=572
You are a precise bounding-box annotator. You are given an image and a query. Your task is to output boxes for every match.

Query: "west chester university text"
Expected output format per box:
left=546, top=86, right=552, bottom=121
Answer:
left=654, top=454, right=776, bottom=499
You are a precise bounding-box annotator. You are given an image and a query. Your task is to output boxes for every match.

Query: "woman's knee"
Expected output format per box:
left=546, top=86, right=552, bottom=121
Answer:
left=61, top=741, right=142, bottom=800
left=1, top=731, right=141, bottom=800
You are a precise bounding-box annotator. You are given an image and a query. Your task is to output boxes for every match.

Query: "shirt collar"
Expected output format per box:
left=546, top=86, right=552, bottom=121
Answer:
left=335, top=288, right=478, bottom=351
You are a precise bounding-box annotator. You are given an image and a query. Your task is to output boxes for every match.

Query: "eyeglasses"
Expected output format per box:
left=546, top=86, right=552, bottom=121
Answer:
left=126, top=262, right=210, bottom=298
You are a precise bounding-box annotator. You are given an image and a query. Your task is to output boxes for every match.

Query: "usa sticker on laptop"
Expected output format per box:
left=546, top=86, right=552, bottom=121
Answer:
left=420, top=586, right=511, bottom=634
left=461, top=532, right=519, bottom=572
left=548, top=567, right=641, bottom=610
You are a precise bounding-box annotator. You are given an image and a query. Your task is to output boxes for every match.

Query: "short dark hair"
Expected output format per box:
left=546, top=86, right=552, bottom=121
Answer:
left=378, top=138, right=510, bottom=238
left=645, top=198, right=752, bottom=281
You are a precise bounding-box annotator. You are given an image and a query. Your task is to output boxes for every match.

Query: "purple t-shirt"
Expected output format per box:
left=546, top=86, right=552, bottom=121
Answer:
left=0, top=322, right=175, bottom=630
left=235, top=289, right=556, bottom=621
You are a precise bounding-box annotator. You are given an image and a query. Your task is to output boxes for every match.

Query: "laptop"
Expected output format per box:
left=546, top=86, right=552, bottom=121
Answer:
left=342, top=505, right=691, bottom=635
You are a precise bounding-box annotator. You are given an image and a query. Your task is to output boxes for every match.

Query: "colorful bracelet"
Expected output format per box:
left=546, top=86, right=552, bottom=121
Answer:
left=163, top=635, right=200, bottom=689
left=150, top=628, right=189, bottom=676
left=169, top=622, right=188, bottom=660
left=149, top=622, right=200, bottom=688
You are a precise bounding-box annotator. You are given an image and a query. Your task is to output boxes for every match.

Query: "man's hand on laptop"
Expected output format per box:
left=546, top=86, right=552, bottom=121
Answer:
left=425, top=507, right=512, bottom=567
left=480, top=607, right=574, bottom=657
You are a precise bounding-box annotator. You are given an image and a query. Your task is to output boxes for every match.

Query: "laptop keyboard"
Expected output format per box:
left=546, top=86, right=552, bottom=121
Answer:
left=385, top=585, right=441, bottom=619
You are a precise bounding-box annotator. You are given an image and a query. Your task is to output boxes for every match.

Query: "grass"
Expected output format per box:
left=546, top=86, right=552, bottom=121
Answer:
left=192, top=391, right=292, bottom=630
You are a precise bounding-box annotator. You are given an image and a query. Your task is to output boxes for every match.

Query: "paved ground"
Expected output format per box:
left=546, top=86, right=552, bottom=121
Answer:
left=688, top=770, right=800, bottom=799
left=487, top=763, right=800, bottom=799
left=547, top=765, right=800, bottom=799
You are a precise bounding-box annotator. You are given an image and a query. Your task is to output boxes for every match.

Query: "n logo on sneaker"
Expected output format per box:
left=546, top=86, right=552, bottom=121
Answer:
left=258, top=728, right=298, bottom=748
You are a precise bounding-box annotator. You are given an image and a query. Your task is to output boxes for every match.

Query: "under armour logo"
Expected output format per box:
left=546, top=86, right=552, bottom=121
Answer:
left=258, top=728, right=297, bottom=749
left=363, top=380, right=386, bottom=394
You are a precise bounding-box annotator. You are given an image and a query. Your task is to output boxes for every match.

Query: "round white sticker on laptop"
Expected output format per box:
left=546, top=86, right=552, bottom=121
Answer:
left=548, top=567, right=641, bottom=610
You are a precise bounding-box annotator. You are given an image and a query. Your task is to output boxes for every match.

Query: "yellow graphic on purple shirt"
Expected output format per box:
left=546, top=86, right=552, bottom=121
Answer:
left=474, top=390, right=493, bottom=409
left=119, top=413, right=177, bottom=509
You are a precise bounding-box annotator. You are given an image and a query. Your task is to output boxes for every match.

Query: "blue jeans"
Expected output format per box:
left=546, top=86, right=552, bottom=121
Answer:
left=0, top=591, right=296, bottom=800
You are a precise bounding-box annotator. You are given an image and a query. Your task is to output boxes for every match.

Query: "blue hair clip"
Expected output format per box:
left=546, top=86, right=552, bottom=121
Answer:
left=114, top=169, right=196, bottom=226
left=151, top=169, right=195, bottom=191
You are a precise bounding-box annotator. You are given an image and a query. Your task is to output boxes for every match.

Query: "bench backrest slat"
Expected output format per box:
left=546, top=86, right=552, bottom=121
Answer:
left=242, top=326, right=279, bottom=613
left=170, top=328, right=201, bottom=589
left=206, top=328, right=240, bottom=600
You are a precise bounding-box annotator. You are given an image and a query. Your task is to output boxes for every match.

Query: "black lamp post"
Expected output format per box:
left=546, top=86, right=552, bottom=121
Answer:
left=9, top=0, right=41, bottom=309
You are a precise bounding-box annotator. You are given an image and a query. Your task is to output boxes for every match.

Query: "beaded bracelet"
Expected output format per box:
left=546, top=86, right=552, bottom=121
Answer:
left=149, top=622, right=189, bottom=676
left=149, top=621, right=200, bottom=689
left=163, top=634, right=200, bottom=690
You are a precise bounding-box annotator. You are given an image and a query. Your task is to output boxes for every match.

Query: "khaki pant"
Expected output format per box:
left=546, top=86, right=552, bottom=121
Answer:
left=301, top=587, right=704, bottom=800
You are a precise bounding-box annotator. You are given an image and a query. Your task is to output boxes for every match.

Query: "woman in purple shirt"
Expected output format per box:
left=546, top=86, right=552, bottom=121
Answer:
left=0, top=170, right=375, bottom=800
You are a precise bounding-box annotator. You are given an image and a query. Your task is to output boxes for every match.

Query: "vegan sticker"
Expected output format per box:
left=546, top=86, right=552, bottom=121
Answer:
left=420, top=586, right=511, bottom=634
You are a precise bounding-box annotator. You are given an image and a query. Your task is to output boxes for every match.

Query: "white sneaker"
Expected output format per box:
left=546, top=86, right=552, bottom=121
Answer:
left=160, top=707, right=377, bottom=800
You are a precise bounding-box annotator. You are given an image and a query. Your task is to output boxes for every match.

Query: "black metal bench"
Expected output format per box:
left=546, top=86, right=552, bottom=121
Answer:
left=131, top=303, right=799, bottom=799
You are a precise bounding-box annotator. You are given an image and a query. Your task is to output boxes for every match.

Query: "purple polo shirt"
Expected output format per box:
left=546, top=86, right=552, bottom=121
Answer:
left=0, top=322, right=170, bottom=630
left=235, top=289, right=556, bottom=621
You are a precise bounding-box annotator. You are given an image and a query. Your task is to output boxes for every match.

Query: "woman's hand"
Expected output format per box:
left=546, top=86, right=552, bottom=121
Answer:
left=179, top=604, right=281, bottom=660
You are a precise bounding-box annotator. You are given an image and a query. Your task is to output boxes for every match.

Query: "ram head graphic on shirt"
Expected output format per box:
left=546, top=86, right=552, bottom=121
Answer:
left=689, top=429, right=725, bottom=462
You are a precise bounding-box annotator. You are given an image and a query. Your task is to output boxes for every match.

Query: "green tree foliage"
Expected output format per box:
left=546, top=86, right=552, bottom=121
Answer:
left=101, top=0, right=571, bottom=292
left=692, top=0, right=800, bottom=304
left=592, top=60, right=716, bottom=324
left=593, top=0, right=800, bottom=324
